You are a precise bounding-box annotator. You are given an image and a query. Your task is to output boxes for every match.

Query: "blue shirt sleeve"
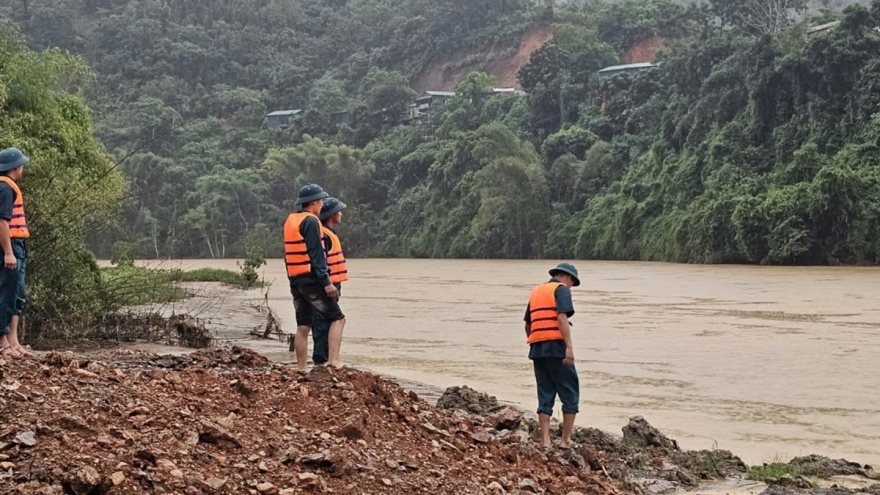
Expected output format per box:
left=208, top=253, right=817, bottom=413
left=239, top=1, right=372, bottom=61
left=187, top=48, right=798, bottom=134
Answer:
left=554, top=285, right=575, bottom=317
left=323, top=230, right=333, bottom=254
left=524, top=303, right=530, bottom=323
left=0, top=184, right=14, bottom=221
left=300, top=216, right=331, bottom=287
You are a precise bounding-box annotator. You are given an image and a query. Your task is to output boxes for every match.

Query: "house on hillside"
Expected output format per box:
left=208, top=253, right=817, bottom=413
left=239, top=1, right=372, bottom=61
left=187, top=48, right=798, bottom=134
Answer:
left=597, top=63, right=656, bottom=81
left=415, top=91, right=455, bottom=114
left=403, top=103, right=418, bottom=121
left=400, top=91, right=456, bottom=123
left=266, top=110, right=301, bottom=130
left=330, top=110, right=354, bottom=127
left=487, top=87, right=526, bottom=96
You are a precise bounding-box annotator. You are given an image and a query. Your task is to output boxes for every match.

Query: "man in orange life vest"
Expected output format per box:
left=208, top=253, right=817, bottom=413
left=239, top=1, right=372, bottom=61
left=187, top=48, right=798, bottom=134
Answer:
left=311, top=197, right=348, bottom=365
left=284, top=184, right=346, bottom=371
left=524, top=262, right=581, bottom=449
left=0, top=148, right=32, bottom=360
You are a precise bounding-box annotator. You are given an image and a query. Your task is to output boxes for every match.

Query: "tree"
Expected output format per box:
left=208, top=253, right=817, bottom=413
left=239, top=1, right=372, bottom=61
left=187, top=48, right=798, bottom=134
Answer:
left=710, top=0, right=808, bottom=35
left=263, top=135, right=374, bottom=209
left=308, top=76, right=350, bottom=112
left=0, top=25, right=125, bottom=339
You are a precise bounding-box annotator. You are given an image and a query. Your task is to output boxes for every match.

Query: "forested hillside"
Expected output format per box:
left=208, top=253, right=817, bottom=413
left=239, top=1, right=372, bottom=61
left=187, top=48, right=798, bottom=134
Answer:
left=3, top=0, right=880, bottom=264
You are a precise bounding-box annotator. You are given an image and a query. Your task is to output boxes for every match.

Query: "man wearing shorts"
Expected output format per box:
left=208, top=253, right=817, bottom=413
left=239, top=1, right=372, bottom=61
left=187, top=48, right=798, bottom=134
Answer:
left=284, top=184, right=345, bottom=371
left=311, top=197, right=348, bottom=365
left=524, top=262, right=581, bottom=449
left=0, top=148, right=31, bottom=360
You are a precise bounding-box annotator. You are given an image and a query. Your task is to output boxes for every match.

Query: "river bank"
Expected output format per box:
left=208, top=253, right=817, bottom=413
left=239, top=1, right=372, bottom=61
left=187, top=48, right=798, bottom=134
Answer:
left=2, top=343, right=879, bottom=495
left=8, top=265, right=877, bottom=492
left=129, top=259, right=880, bottom=468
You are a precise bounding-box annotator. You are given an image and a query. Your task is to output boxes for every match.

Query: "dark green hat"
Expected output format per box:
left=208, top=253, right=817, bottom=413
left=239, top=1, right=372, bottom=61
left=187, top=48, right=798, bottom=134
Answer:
left=549, top=262, right=580, bottom=287
left=294, top=183, right=329, bottom=205
left=320, top=197, right=347, bottom=221
left=0, top=148, right=28, bottom=172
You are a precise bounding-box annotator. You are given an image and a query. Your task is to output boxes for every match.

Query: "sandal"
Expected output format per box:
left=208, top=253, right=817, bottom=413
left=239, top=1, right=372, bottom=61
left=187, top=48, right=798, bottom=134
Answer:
left=1, top=346, right=23, bottom=359
left=13, top=345, right=33, bottom=358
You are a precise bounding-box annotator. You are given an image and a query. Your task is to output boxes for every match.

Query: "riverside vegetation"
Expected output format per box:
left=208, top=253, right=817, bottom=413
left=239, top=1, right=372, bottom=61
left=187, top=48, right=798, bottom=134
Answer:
left=6, top=0, right=880, bottom=265
left=3, top=0, right=880, bottom=340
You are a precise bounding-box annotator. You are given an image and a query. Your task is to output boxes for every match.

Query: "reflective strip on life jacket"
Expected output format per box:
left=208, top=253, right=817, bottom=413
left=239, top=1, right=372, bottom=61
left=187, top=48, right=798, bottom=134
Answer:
left=0, top=176, right=29, bottom=239
left=527, top=282, right=563, bottom=344
left=283, top=212, right=320, bottom=277
left=322, top=226, right=348, bottom=284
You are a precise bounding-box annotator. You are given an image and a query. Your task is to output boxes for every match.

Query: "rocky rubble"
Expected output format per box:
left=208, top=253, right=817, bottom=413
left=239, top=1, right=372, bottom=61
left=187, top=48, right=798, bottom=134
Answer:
left=438, top=386, right=749, bottom=495
left=0, top=348, right=620, bottom=494
left=437, top=385, right=503, bottom=415
left=761, top=484, right=880, bottom=495
left=789, top=456, right=880, bottom=481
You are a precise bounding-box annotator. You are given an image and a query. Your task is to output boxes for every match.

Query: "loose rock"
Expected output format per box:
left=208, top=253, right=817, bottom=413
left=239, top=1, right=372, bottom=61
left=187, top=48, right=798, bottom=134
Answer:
left=471, top=430, right=493, bottom=444
left=15, top=431, right=36, bottom=447
left=622, top=416, right=679, bottom=450
left=256, top=481, right=277, bottom=494
left=437, top=385, right=501, bottom=415
left=69, top=466, right=102, bottom=495
left=206, top=477, right=228, bottom=490
left=110, top=471, right=126, bottom=486
left=519, top=477, right=539, bottom=493
left=486, top=408, right=524, bottom=431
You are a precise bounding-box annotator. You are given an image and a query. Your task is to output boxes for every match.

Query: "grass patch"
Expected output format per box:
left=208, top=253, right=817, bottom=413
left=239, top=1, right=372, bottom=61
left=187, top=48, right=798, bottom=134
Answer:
left=102, top=266, right=189, bottom=306
left=102, top=265, right=262, bottom=307
left=167, top=267, right=257, bottom=288
left=747, top=462, right=801, bottom=482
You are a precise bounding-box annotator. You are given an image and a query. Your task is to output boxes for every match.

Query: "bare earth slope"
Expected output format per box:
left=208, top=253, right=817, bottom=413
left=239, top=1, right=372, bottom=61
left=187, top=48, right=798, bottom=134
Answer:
left=413, top=25, right=554, bottom=91
left=0, top=347, right=618, bottom=494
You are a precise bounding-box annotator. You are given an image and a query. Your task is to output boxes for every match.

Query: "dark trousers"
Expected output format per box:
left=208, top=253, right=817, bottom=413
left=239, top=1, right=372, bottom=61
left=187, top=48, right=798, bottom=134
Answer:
left=310, top=284, right=340, bottom=364
left=311, top=313, right=330, bottom=364
left=0, top=257, right=25, bottom=336
left=533, top=358, right=580, bottom=416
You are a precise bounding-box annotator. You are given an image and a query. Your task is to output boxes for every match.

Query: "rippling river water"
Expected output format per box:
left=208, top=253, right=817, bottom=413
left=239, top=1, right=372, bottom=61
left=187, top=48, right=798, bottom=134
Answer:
left=157, top=258, right=880, bottom=466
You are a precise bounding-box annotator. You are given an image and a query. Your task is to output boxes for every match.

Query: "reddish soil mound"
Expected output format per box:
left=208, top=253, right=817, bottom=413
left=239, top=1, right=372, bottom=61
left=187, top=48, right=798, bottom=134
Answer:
left=0, top=348, right=622, bottom=494
left=414, top=25, right=553, bottom=92
left=620, top=36, right=664, bottom=64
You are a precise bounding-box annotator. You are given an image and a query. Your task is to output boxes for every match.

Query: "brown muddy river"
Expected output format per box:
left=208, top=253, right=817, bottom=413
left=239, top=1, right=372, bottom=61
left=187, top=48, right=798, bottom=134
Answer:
left=156, top=259, right=880, bottom=467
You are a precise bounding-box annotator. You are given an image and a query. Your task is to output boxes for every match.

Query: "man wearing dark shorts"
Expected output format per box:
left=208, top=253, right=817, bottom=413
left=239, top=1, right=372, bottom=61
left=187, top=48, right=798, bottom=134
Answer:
left=284, top=184, right=346, bottom=371
left=312, top=197, right=348, bottom=365
left=0, top=148, right=31, bottom=360
left=524, top=262, right=581, bottom=449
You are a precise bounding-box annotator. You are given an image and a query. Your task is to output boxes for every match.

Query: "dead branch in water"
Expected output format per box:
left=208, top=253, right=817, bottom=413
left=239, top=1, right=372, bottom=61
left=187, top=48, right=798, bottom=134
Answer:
left=248, top=292, right=284, bottom=341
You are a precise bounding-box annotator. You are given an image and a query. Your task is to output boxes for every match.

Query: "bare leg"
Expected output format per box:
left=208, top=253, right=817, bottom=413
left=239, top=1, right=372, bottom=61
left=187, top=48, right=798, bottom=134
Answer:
left=294, top=325, right=311, bottom=372
left=538, top=413, right=552, bottom=448
left=560, top=413, right=577, bottom=448
left=8, top=316, right=32, bottom=358
left=327, top=318, right=346, bottom=367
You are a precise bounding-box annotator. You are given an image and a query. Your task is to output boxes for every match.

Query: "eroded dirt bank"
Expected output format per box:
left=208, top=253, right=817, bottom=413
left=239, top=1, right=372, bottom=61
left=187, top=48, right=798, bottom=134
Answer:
left=0, top=348, right=618, bottom=494
left=3, top=347, right=879, bottom=495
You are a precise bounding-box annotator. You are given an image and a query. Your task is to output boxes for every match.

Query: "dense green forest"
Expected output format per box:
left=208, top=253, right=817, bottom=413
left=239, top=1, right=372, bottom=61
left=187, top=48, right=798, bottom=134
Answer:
left=4, top=0, right=880, bottom=265
left=0, top=28, right=127, bottom=338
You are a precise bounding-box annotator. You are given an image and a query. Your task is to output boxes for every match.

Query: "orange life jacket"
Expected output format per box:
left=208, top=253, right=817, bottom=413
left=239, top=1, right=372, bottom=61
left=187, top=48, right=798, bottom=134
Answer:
left=321, top=226, right=348, bottom=284
left=0, top=177, right=29, bottom=239
left=283, top=212, right=321, bottom=278
left=527, top=282, right=563, bottom=344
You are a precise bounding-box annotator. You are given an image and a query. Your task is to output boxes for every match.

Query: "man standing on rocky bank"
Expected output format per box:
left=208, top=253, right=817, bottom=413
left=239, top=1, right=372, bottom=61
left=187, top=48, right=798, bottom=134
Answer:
left=311, top=197, right=348, bottom=366
left=524, top=262, right=581, bottom=450
left=0, top=148, right=32, bottom=360
left=284, top=184, right=346, bottom=371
